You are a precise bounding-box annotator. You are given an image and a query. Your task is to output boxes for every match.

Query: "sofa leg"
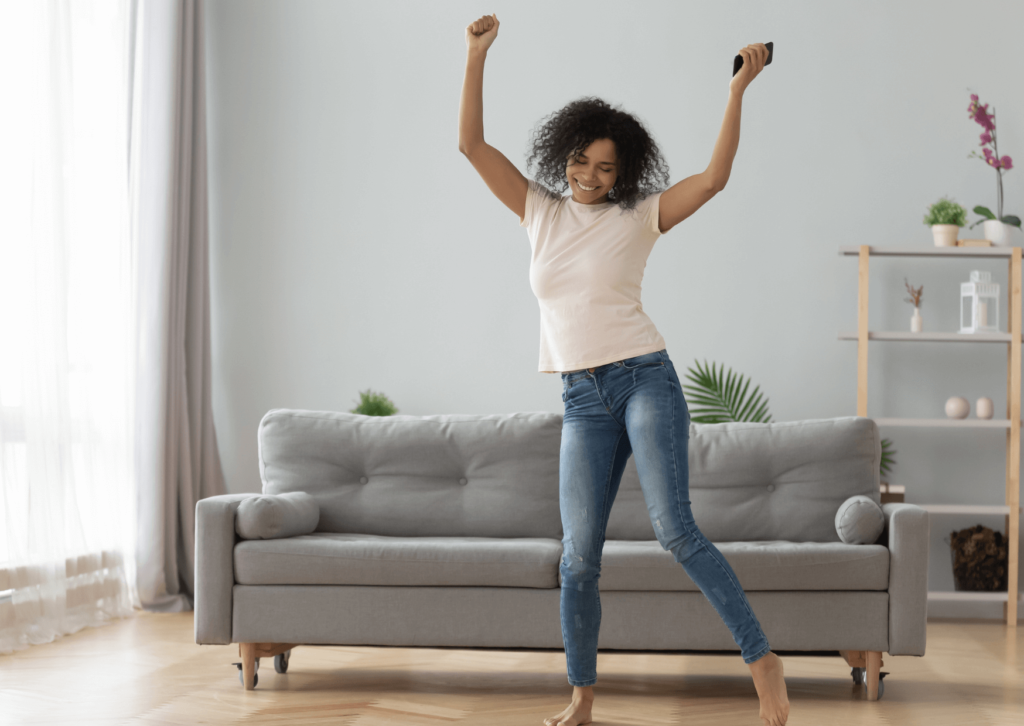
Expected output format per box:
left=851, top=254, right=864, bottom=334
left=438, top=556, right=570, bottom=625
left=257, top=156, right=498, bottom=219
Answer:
left=865, top=651, right=882, bottom=701
left=240, top=642, right=256, bottom=690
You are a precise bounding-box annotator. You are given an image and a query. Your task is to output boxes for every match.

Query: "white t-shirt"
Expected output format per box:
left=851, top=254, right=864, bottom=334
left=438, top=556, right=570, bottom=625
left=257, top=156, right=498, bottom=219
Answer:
left=519, top=178, right=667, bottom=373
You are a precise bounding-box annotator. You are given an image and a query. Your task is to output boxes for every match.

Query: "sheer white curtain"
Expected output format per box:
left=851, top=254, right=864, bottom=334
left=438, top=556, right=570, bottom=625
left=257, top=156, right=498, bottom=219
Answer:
left=0, top=0, right=136, bottom=652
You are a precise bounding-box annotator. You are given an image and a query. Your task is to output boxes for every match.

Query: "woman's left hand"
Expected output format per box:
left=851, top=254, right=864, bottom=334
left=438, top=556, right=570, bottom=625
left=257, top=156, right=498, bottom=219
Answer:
left=729, top=43, right=769, bottom=95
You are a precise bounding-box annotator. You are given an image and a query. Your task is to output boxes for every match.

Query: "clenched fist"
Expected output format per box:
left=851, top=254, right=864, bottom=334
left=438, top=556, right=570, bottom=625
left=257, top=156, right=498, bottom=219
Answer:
left=466, top=13, right=499, bottom=53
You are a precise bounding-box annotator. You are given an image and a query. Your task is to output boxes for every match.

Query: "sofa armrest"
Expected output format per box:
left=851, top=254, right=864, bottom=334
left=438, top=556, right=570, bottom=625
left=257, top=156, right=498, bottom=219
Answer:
left=195, top=493, right=258, bottom=645
left=882, top=502, right=930, bottom=656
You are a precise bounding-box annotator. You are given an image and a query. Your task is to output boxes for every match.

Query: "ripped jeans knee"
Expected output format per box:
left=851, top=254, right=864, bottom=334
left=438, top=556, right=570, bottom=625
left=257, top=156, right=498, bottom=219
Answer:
left=559, top=540, right=601, bottom=592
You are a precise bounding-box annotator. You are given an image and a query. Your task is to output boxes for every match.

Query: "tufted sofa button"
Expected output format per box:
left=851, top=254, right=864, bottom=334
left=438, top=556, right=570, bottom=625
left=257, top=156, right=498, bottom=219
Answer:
left=459, top=477, right=468, bottom=485
left=766, top=483, right=775, bottom=492
left=359, top=476, right=368, bottom=484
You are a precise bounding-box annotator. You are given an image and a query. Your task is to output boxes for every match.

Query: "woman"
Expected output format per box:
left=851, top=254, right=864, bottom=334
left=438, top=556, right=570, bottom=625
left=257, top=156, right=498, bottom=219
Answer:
left=458, top=14, right=789, bottom=726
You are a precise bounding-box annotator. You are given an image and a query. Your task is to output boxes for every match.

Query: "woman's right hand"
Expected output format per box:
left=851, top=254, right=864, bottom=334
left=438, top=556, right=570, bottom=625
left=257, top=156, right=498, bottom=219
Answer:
left=465, top=13, right=499, bottom=54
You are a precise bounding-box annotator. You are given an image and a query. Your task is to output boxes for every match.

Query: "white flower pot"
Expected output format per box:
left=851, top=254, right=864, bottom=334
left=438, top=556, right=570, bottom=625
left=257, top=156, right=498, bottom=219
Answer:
left=910, top=307, right=922, bottom=332
left=982, top=219, right=1015, bottom=246
left=931, top=224, right=959, bottom=247
left=976, top=397, right=994, bottom=419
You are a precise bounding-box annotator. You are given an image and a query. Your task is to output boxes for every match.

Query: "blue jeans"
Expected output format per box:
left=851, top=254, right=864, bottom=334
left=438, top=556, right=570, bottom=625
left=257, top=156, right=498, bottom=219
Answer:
left=558, top=348, right=771, bottom=687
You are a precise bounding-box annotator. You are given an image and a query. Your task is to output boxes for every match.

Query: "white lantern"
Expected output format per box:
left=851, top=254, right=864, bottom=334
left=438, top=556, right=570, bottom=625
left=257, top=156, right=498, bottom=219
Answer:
left=959, top=270, right=1000, bottom=334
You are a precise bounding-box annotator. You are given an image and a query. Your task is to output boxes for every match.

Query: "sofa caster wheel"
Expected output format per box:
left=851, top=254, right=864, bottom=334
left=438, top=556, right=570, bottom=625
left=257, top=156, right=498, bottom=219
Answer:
left=274, top=650, right=291, bottom=674
left=234, top=661, right=259, bottom=688
left=866, top=675, right=886, bottom=699
left=854, top=668, right=888, bottom=699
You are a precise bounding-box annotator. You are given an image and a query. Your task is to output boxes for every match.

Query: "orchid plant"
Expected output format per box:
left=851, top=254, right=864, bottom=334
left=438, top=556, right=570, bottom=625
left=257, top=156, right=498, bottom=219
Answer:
left=966, top=93, right=1020, bottom=230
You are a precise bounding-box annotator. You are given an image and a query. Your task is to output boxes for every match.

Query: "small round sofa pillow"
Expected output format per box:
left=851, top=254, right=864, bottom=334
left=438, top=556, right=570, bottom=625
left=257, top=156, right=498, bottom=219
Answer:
left=834, top=494, right=885, bottom=544
left=235, top=491, right=320, bottom=540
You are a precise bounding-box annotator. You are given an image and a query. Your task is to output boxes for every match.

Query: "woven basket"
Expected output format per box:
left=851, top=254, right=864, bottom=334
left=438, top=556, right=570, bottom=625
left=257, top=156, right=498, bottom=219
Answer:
left=946, top=524, right=1008, bottom=592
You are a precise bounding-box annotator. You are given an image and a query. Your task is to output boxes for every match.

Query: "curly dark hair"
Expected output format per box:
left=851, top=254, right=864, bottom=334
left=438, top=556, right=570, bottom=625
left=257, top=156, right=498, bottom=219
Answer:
left=524, top=96, right=671, bottom=212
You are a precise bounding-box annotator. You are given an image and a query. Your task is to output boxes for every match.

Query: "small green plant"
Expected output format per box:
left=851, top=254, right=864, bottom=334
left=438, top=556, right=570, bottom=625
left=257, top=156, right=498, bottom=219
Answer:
left=682, top=359, right=772, bottom=424
left=923, top=196, right=968, bottom=226
left=350, top=389, right=398, bottom=416
left=880, top=437, right=897, bottom=479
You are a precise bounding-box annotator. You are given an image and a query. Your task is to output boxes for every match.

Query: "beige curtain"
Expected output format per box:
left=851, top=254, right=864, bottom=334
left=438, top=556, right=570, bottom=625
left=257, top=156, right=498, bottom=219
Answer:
left=130, top=0, right=225, bottom=611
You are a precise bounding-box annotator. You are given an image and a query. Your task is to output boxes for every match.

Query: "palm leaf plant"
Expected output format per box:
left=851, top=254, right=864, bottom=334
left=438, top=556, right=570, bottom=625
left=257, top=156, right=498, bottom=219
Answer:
left=682, top=359, right=772, bottom=423
left=880, top=437, right=896, bottom=480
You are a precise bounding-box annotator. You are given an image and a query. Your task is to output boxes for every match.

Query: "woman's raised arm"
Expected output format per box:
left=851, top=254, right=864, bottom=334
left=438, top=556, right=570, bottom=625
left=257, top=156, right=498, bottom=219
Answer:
left=458, top=14, right=527, bottom=223
left=458, top=14, right=499, bottom=155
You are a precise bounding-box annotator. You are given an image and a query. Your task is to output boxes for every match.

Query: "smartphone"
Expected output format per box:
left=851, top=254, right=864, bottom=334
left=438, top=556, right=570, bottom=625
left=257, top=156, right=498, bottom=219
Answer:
left=733, top=41, right=773, bottom=77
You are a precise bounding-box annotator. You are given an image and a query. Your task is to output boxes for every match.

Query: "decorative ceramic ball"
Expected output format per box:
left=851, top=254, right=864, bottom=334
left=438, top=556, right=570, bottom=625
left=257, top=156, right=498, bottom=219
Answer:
left=945, top=396, right=970, bottom=419
left=976, top=397, right=994, bottom=419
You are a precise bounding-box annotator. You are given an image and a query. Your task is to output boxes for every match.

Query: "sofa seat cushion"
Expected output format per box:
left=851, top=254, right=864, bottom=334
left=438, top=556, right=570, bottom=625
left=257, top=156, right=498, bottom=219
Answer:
left=588, top=540, right=890, bottom=592
left=234, top=533, right=562, bottom=589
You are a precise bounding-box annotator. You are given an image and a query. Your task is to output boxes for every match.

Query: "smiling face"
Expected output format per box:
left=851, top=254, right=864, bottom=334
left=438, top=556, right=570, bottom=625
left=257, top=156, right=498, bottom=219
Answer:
left=565, top=137, right=619, bottom=205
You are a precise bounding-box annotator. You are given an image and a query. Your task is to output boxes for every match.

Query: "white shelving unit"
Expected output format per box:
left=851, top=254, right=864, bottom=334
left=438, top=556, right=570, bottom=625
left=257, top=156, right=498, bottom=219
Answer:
left=926, top=591, right=1024, bottom=603
left=919, top=505, right=1017, bottom=515
left=870, top=418, right=1020, bottom=428
left=838, top=331, right=1016, bottom=342
left=839, top=244, right=1021, bottom=627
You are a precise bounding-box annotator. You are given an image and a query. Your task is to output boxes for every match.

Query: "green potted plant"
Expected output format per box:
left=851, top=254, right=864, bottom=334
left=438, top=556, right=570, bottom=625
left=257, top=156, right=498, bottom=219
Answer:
left=350, top=389, right=399, bottom=416
left=880, top=437, right=896, bottom=482
left=879, top=437, right=901, bottom=503
left=923, top=196, right=968, bottom=247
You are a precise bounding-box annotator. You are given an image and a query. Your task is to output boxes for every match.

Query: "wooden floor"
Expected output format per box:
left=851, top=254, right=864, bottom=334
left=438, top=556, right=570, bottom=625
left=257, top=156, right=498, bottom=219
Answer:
left=1, top=612, right=1022, bottom=725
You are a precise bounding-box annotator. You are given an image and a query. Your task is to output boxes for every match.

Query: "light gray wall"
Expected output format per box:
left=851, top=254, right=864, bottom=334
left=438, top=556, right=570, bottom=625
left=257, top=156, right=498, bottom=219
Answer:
left=204, top=0, right=1024, bottom=619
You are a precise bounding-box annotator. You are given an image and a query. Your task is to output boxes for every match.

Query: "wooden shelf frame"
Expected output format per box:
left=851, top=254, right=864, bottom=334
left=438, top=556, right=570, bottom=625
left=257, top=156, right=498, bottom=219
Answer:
left=847, top=244, right=1021, bottom=627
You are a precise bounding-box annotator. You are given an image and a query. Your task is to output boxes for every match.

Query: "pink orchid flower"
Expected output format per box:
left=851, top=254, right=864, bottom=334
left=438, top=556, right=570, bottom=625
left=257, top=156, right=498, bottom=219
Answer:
left=968, top=92, right=1017, bottom=228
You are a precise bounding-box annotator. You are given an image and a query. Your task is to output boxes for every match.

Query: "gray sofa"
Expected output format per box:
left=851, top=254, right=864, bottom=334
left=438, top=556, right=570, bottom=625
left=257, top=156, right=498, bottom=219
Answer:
left=195, top=410, right=929, bottom=700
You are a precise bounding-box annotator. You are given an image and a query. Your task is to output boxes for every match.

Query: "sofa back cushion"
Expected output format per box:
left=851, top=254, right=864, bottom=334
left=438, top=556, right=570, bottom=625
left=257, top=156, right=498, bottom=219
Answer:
left=258, top=410, right=880, bottom=543
left=258, top=410, right=564, bottom=538
left=606, top=416, right=880, bottom=542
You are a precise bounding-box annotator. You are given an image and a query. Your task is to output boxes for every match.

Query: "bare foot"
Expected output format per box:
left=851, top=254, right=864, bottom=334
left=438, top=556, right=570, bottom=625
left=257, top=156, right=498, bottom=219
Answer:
left=543, top=686, right=594, bottom=726
left=748, top=651, right=789, bottom=726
